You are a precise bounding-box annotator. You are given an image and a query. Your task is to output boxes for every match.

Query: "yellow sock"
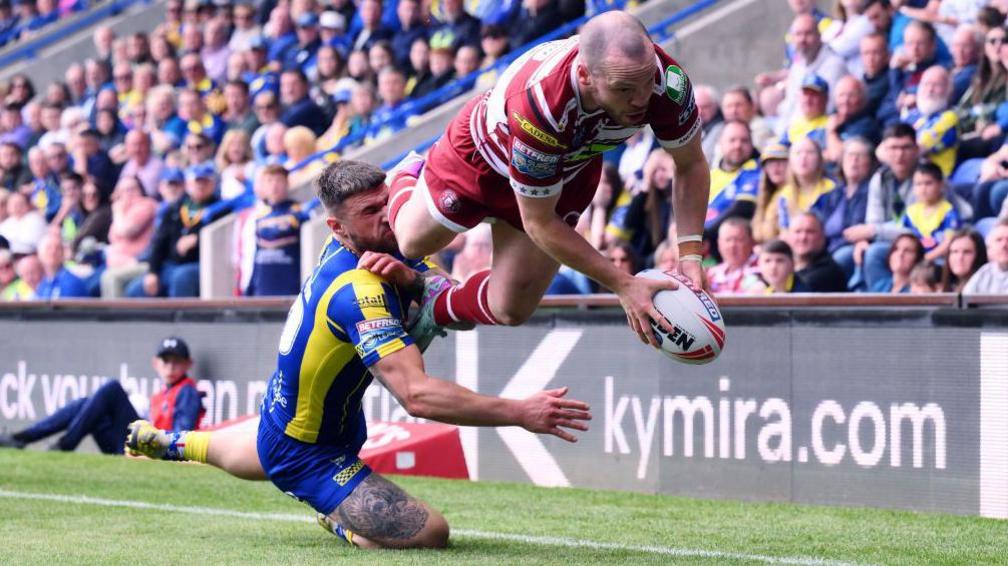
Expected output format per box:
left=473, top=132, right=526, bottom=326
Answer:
left=181, top=431, right=211, bottom=463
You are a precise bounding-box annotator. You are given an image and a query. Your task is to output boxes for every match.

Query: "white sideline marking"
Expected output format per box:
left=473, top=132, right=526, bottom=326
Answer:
left=0, top=489, right=870, bottom=566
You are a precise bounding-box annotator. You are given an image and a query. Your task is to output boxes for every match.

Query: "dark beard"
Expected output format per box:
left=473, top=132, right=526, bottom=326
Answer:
left=344, top=233, right=400, bottom=256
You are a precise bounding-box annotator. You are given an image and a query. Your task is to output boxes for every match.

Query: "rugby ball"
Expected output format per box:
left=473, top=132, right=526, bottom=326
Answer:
left=637, top=269, right=726, bottom=365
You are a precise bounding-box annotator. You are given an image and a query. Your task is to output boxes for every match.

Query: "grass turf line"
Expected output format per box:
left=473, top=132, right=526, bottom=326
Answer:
left=0, top=450, right=1005, bottom=565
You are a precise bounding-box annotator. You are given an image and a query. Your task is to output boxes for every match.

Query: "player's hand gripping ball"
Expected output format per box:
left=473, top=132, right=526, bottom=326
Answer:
left=637, top=269, right=726, bottom=365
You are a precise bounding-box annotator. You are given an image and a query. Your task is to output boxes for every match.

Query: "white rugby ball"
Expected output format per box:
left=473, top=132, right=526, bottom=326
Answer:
left=637, top=269, right=726, bottom=365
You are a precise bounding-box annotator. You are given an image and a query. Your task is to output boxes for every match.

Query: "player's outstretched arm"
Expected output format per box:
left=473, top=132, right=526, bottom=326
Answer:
left=666, top=134, right=712, bottom=292
left=370, top=346, right=591, bottom=442
left=517, top=194, right=678, bottom=346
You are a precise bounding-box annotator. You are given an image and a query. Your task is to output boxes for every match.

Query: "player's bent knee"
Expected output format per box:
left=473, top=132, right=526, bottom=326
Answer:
left=414, top=509, right=449, bottom=549
left=490, top=304, right=535, bottom=326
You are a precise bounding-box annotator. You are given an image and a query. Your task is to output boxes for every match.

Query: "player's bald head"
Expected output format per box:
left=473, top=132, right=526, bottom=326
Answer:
left=580, top=11, right=653, bottom=77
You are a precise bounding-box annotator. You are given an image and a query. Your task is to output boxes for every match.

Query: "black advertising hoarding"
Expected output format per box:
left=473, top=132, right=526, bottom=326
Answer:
left=0, top=305, right=1004, bottom=518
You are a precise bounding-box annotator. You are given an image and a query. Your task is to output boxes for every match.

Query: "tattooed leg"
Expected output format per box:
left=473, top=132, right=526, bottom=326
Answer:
left=332, top=472, right=449, bottom=549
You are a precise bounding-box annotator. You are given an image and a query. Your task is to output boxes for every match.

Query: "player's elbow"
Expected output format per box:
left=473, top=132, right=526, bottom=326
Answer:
left=400, top=388, right=437, bottom=420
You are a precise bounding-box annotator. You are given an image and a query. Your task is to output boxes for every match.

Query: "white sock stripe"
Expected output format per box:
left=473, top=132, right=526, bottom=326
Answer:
left=388, top=185, right=414, bottom=216
left=445, top=285, right=461, bottom=323
left=475, top=274, right=495, bottom=324
left=0, top=489, right=868, bottom=566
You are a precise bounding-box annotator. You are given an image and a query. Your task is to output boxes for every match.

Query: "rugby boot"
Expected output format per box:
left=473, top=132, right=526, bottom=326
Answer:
left=407, top=273, right=451, bottom=352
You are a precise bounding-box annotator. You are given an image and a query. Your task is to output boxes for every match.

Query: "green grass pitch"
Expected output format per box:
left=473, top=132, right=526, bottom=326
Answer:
left=0, top=449, right=1005, bottom=565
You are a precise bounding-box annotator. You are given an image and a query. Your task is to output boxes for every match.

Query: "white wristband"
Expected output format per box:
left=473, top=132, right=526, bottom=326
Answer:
left=680, top=254, right=703, bottom=263
left=676, top=234, right=703, bottom=244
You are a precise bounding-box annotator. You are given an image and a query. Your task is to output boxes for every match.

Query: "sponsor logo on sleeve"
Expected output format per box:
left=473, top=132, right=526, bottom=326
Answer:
left=352, top=295, right=387, bottom=309
left=665, top=65, right=687, bottom=104
left=512, top=112, right=565, bottom=148
left=356, top=317, right=401, bottom=334
left=354, top=326, right=402, bottom=358
left=511, top=138, right=560, bottom=180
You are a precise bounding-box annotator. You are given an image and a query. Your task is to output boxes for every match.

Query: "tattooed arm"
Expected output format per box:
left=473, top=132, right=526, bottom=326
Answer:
left=370, top=347, right=592, bottom=443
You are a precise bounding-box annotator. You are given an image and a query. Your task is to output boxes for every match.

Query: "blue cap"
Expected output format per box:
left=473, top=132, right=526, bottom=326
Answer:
left=332, top=89, right=351, bottom=104
left=185, top=162, right=217, bottom=181
left=296, top=12, right=318, bottom=27
left=160, top=167, right=185, bottom=183
left=801, top=73, right=828, bottom=95
left=248, top=35, right=268, bottom=51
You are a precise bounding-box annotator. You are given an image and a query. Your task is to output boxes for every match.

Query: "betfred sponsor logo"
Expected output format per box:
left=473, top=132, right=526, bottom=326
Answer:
left=356, top=317, right=400, bottom=334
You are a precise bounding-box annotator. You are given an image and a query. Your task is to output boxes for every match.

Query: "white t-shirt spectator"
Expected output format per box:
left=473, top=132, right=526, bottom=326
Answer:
left=120, top=155, right=165, bottom=198
left=0, top=210, right=47, bottom=254
left=962, top=263, right=1008, bottom=294
left=780, top=45, right=847, bottom=122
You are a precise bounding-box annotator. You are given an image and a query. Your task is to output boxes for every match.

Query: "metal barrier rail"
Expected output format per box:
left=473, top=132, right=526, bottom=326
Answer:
left=4, top=293, right=1006, bottom=313
left=0, top=0, right=151, bottom=69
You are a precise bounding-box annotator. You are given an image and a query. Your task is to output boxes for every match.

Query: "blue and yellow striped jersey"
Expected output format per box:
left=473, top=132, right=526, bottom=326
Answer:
left=260, top=237, right=433, bottom=446
left=706, top=159, right=760, bottom=228
left=907, top=109, right=959, bottom=177
left=901, top=199, right=960, bottom=252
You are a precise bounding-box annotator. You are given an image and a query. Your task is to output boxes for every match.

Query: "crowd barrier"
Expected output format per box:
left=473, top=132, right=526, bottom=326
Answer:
left=0, top=296, right=1005, bottom=518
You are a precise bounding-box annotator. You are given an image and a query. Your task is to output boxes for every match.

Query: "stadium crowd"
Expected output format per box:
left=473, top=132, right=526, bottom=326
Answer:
left=0, top=0, right=1005, bottom=300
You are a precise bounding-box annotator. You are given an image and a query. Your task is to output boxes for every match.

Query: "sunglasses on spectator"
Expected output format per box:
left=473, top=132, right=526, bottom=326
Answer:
left=988, top=36, right=1006, bottom=45
left=115, top=74, right=132, bottom=81
left=255, top=103, right=276, bottom=110
left=187, top=142, right=207, bottom=150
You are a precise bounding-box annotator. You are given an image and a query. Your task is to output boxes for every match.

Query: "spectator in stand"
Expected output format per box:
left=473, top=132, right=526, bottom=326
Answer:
left=708, top=217, right=759, bottom=294
left=22, top=101, right=44, bottom=148
left=705, top=121, right=759, bottom=241
left=845, top=123, right=919, bottom=288
left=368, top=39, right=396, bottom=75
left=8, top=254, right=43, bottom=299
left=860, top=32, right=892, bottom=118
left=4, top=74, right=35, bottom=108
left=788, top=211, right=849, bottom=291
left=284, top=126, right=323, bottom=187
left=318, top=82, right=374, bottom=149
left=906, top=65, right=959, bottom=177
left=146, top=86, right=184, bottom=153
left=262, top=122, right=289, bottom=165
left=26, top=146, right=60, bottom=222
left=653, top=239, right=679, bottom=272
left=758, top=13, right=847, bottom=123
left=753, top=142, right=790, bottom=242
left=0, top=103, right=30, bottom=148
left=949, top=24, right=981, bottom=103
left=352, top=0, right=394, bottom=52
left=824, top=75, right=882, bottom=162
left=900, top=162, right=961, bottom=261
left=871, top=233, right=924, bottom=292
left=71, top=178, right=112, bottom=256
left=216, top=129, right=255, bottom=200
left=413, top=39, right=456, bottom=99
left=822, top=0, right=876, bottom=70
left=176, top=88, right=225, bottom=147
left=0, top=191, right=46, bottom=254
left=0, top=249, right=18, bottom=299
left=605, top=242, right=641, bottom=281
left=229, top=2, right=262, bottom=52
left=909, top=260, right=942, bottom=293
left=768, top=137, right=836, bottom=233
left=44, top=142, right=70, bottom=181
left=746, top=239, right=811, bottom=293
left=879, top=20, right=942, bottom=126
left=455, top=44, right=482, bottom=79
left=126, top=162, right=219, bottom=298
left=973, top=142, right=1008, bottom=220
left=313, top=45, right=349, bottom=97
left=781, top=73, right=829, bottom=148
left=0, top=142, right=28, bottom=192
left=814, top=137, right=876, bottom=283
left=406, top=36, right=431, bottom=95
left=0, top=336, right=204, bottom=454
left=510, top=0, right=564, bottom=49
left=35, top=232, right=87, bottom=299
left=606, top=149, right=675, bottom=261
left=319, top=11, right=350, bottom=55
left=476, top=24, right=510, bottom=89
left=100, top=175, right=157, bottom=298
left=956, top=24, right=1008, bottom=160
left=286, top=12, right=322, bottom=78
left=181, top=132, right=215, bottom=168
left=223, top=80, right=258, bottom=136
left=963, top=219, right=1008, bottom=293
left=51, top=173, right=85, bottom=244
left=202, top=17, right=232, bottom=83
left=722, top=86, right=774, bottom=153
left=243, top=165, right=314, bottom=296
left=119, top=130, right=165, bottom=198
left=392, top=0, right=427, bottom=68
left=695, top=85, right=723, bottom=162
left=279, top=69, right=327, bottom=137
left=941, top=228, right=987, bottom=291
left=251, top=90, right=281, bottom=159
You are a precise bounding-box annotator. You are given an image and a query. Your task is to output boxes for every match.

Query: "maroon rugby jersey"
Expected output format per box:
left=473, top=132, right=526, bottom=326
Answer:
left=464, top=36, right=701, bottom=199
